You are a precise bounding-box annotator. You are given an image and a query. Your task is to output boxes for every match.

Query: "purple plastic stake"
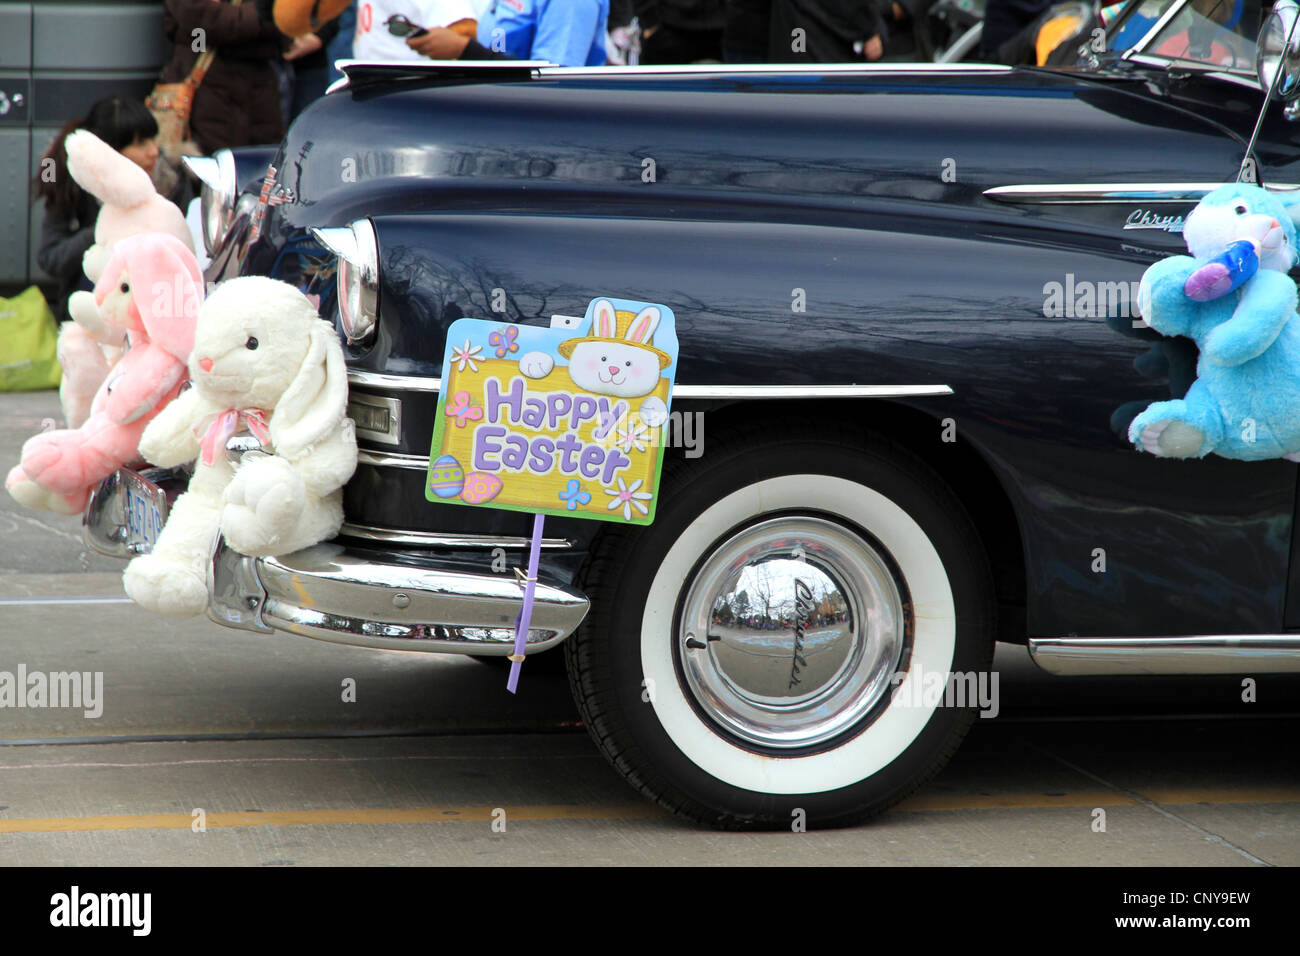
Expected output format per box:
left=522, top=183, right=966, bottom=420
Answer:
left=507, top=513, right=546, bottom=694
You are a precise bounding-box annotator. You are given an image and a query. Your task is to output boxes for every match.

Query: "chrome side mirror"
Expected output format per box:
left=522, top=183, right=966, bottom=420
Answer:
left=1258, top=0, right=1300, bottom=101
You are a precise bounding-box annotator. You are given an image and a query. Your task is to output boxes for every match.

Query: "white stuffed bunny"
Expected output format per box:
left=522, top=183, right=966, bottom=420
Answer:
left=524, top=299, right=672, bottom=426
left=123, top=277, right=357, bottom=617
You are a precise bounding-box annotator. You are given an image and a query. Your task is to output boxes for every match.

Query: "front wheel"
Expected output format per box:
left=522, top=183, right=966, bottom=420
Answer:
left=565, top=421, right=996, bottom=829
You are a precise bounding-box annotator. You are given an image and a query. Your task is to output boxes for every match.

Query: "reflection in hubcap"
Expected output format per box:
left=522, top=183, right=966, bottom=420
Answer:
left=677, top=516, right=907, bottom=750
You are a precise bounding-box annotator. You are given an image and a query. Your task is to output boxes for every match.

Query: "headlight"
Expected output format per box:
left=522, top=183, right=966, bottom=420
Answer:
left=183, top=150, right=237, bottom=255
left=312, top=219, right=379, bottom=345
left=1258, top=0, right=1300, bottom=101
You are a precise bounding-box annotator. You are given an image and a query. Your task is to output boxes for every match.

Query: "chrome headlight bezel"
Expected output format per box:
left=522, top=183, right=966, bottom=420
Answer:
left=1258, top=0, right=1300, bottom=101
left=312, top=219, right=380, bottom=345
left=184, top=149, right=238, bottom=255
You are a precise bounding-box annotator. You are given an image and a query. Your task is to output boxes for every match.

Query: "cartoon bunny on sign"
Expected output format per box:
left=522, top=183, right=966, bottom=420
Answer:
left=521, top=298, right=672, bottom=426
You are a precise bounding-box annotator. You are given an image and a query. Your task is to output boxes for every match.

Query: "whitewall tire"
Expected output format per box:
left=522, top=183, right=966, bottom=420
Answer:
left=565, top=422, right=996, bottom=829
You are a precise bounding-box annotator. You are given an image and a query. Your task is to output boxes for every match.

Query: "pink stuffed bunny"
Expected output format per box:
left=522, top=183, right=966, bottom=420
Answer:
left=59, top=130, right=196, bottom=429
left=6, top=233, right=201, bottom=514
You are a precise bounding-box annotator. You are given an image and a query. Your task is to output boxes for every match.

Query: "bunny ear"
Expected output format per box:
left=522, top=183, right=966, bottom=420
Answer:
left=127, top=235, right=202, bottom=361
left=624, top=306, right=661, bottom=344
left=65, top=130, right=156, bottom=209
left=592, top=299, right=618, bottom=338
left=271, top=319, right=349, bottom=460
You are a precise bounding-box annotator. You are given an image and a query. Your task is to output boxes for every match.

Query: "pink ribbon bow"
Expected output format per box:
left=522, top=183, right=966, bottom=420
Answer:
left=199, top=408, right=272, bottom=466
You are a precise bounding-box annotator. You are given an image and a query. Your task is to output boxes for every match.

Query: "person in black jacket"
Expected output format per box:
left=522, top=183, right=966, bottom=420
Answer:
left=722, top=0, right=893, bottom=63
left=159, top=0, right=289, bottom=155
left=636, top=1, right=726, bottom=63
left=30, top=97, right=175, bottom=324
left=723, top=0, right=771, bottom=61
left=768, top=0, right=890, bottom=61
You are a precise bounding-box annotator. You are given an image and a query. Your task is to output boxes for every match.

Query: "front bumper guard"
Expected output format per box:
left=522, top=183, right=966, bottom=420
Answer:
left=208, top=538, right=590, bottom=655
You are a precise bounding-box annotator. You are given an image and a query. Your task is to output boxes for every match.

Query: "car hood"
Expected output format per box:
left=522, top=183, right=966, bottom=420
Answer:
left=262, top=65, right=1261, bottom=233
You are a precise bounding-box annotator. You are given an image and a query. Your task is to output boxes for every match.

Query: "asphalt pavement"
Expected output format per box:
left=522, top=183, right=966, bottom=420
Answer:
left=1, top=389, right=1297, bottom=865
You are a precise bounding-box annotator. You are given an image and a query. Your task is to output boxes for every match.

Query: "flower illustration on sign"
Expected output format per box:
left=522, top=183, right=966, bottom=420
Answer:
left=616, top=418, right=651, bottom=453
left=445, top=390, right=484, bottom=428
left=558, top=478, right=592, bottom=511
left=451, top=340, right=483, bottom=372
left=488, top=325, right=519, bottom=358
left=604, top=476, right=653, bottom=521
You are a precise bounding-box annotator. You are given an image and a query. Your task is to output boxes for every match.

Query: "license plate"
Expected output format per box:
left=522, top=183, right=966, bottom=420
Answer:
left=83, top=469, right=170, bottom=558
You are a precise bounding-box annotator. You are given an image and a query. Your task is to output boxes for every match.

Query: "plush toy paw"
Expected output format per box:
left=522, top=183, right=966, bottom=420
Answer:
left=1184, top=240, right=1259, bottom=302
left=82, top=244, right=112, bottom=284
left=123, top=553, right=209, bottom=617
left=221, top=454, right=306, bottom=556
left=5, top=466, right=85, bottom=515
left=1130, top=413, right=1207, bottom=458
left=18, top=431, right=96, bottom=495
left=68, top=291, right=126, bottom=345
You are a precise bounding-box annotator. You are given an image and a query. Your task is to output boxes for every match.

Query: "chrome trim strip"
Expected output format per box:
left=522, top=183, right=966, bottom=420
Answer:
left=677, top=384, right=953, bottom=399
left=340, top=522, right=572, bottom=549
left=357, top=449, right=427, bottom=470
left=538, top=63, right=1013, bottom=77
left=985, top=182, right=1300, bottom=204
left=338, top=57, right=550, bottom=71
left=333, top=59, right=1012, bottom=91
left=1028, top=636, right=1300, bottom=675
left=1123, top=50, right=1260, bottom=89
left=349, top=371, right=953, bottom=400
left=349, top=370, right=441, bottom=392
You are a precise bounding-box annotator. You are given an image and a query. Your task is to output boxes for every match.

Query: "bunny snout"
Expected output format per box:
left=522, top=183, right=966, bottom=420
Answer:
left=1260, top=219, right=1284, bottom=252
left=198, top=357, right=214, bottom=372
left=608, top=365, right=622, bottom=376
left=1241, top=214, right=1281, bottom=250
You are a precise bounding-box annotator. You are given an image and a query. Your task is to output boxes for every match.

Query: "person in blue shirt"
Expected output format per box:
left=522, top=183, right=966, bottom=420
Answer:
left=406, top=0, right=610, bottom=65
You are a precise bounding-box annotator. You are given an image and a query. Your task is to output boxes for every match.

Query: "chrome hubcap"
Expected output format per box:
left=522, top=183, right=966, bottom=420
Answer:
left=676, top=516, right=907, bottom=750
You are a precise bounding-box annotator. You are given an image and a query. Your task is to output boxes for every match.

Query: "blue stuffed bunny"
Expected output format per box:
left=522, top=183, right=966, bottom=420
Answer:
left=1129, top=182, right=1300, bottom=461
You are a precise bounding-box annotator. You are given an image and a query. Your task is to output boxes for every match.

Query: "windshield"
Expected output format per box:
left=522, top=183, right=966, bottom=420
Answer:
left=1128, top=0, right=1264, bottom=71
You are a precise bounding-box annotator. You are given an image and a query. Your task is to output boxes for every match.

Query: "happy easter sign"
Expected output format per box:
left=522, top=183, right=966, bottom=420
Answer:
left=426, top=297, right=678, bottom=525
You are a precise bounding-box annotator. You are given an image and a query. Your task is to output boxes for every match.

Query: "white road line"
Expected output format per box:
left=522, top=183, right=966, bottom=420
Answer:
left=0, top=596, right=132, bottom=606
left=0, top=753, right=603, bottom=770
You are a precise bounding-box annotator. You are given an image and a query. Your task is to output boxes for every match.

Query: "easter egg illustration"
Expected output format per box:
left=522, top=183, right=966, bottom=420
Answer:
left=428, top=454, right=465, bottom=498
left=460, top=471, right=503, bottom=504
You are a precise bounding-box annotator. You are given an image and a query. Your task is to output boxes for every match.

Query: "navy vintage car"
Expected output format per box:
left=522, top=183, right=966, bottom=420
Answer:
left=166, top=0, right=1300, bottom=827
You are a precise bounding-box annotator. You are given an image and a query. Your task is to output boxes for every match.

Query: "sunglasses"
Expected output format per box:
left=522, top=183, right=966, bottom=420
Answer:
left=385, top=14, right=429, bottom=38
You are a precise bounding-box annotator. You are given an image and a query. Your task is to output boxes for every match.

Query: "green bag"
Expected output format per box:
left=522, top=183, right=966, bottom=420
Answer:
left=0, top=286, right=62, bottom=391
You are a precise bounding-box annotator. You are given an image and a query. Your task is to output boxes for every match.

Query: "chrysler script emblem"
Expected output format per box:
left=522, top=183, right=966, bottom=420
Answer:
left=1123, top=208, right=1185, bottom=233
left=788, top=578, right=816, bottom=690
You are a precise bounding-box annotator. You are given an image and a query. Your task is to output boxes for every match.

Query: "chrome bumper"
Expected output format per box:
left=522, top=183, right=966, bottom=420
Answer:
left=207, top=538, right=590, bottom=655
